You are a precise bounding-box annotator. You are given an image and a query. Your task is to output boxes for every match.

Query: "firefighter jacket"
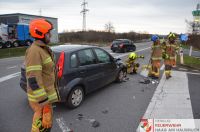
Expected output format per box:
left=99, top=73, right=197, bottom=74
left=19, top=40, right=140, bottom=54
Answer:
left=162, top=41, right=179, bottom=60
left=25, top=40, right=60, bottom=105
left=125, top=55, right=144, bottom=67
left=151, top=43, right=162, bottom=61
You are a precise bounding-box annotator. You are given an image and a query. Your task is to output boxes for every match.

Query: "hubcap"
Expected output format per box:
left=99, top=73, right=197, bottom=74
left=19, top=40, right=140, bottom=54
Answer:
left=27, top=41, right=31, bottom=46
left=7, top=43, right=11, bottom=47
left=71, top=89, right=83, bottom=106
left=14, top=42, right=18, bottom=47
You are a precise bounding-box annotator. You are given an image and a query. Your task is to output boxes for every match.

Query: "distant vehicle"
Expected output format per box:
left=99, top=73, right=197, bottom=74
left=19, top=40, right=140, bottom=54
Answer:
left=20, top=45, right=127, bottom=109
left=111, top=39, right=136, bottom=53
left=0, top=23, right=34, bottom=49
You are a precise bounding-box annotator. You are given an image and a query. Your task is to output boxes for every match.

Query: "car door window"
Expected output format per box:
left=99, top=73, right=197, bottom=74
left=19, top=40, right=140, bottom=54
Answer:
left=70, top=53, right=78, bottom=68
left=94, top=48, right=111, bottom=63
left=78, top=49, right=96, bottom=66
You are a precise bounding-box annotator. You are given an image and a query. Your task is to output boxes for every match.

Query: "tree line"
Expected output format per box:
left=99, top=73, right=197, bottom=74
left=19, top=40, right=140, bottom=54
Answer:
left=187, top=34, right=200, bottom=49
left=59, top=30, right=150, bottom=44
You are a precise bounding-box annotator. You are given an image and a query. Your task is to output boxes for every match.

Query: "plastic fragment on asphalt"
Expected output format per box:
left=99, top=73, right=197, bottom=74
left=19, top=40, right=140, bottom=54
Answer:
left=91, top=120, right=100, bottom=128
left=77, top=114, right=84, bottom=121
left=139, top=78, right=151, bottom=84
left=122, top=77, right=129, bottom=82
left=102, top=109, right=109, bottom=114
left=139, top=77, right=159, bottom=85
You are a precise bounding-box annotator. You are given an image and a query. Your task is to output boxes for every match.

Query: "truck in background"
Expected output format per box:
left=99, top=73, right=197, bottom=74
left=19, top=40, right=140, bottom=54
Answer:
left=0, top=23, right=34, bottom=49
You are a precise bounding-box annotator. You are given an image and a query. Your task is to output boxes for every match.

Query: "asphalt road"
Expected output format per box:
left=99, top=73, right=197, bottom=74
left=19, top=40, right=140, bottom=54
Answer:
left=0, top=42, right=169, bottom=132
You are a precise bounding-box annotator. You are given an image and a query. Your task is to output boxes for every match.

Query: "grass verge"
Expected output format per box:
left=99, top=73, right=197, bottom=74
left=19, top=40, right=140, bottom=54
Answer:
left=177, top=55, right=200, bottom=70
left=0, top=43, right=64, bottom=59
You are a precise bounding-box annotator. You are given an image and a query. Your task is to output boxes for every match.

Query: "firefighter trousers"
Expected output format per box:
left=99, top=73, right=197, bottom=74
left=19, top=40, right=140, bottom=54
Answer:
left=29, top=101, right=53, bottom=132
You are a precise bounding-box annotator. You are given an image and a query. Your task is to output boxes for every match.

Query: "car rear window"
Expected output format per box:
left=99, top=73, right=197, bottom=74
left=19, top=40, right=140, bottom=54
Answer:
left=70, top=53, right=78, bottom=68
left=77, top=49, right=96, bottom=66
left=112, top=40, right=122, bottom=45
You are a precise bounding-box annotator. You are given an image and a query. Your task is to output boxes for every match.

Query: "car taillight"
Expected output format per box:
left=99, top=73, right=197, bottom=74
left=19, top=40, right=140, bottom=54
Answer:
left=56, top=51, right=65, bottom=79
left=119, top=43, right=124, bottom=48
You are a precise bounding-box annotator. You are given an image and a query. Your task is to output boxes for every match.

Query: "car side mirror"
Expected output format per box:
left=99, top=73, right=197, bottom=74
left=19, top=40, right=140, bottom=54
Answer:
left=114, top=58, right=121, bottom=62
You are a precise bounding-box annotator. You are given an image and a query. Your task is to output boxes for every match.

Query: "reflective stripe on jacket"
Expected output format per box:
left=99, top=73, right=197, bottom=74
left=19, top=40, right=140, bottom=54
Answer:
left=162, top=41, right=179, bottom=60
left=25, top=40, right=59, bottom=105
left=151, top=44, right=162, bottom=61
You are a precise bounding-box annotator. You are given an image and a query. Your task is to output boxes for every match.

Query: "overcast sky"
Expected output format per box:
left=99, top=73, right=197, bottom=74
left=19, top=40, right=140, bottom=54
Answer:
left=0, top=0, right=199, bottom=34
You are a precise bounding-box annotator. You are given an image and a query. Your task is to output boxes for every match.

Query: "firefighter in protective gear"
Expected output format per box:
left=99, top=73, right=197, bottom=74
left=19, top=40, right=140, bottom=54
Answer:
left=126, top=52, right=144, bottom=74
left=162, top=32, right=179, bottom=79
left=148, top=35, right=162, bottom=78
left=25, top=18, right=60, bottom=132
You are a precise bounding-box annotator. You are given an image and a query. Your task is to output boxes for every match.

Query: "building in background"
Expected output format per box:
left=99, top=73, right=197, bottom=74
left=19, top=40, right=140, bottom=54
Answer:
left=0, top=13, right=58, bottom=43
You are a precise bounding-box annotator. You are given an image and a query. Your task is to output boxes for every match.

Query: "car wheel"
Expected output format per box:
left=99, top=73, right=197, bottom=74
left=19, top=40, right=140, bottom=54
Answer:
left=5, top=41, right=11, bottom=48
left=123, top=48, right=127, bottom=53
left=67, top=86, right=84, bottom=109
left=0, top=42, right=3, bottom=49
left=133, top=46, right=136, bottom=51
left=13, top=41, right=19, bottom=47
left=116, top=70, right=124, bottom=83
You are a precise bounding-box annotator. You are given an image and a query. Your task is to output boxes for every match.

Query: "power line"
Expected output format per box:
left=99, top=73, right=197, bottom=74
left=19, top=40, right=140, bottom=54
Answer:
left=80, top=0, right=89, bottom=31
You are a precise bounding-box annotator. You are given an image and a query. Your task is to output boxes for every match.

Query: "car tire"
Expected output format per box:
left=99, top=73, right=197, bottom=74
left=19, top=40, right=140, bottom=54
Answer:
left=123, top=48, right=127, bottom=53
left=67, top=86, right=84, bottom=109
left=0, top=42, right=3, bottom=49
left=116, top=70, right=124, bottom=83
left=133, top=46, right=136, bottom=51
left=13, top=41, right=19, bottom=47
left=25, top=40, right=32, bottom=46
left=5, top=41, right=11, bottom=48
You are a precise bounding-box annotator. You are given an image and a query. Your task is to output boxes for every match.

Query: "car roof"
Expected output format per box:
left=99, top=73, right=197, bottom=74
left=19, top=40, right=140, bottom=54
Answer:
left=114, top=39, right=130, bottom=41
left=51, top=44, right=96, bottom=53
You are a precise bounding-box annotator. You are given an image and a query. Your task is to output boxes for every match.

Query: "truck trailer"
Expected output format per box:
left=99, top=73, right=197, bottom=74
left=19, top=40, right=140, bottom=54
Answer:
left=0, top=23, right=34, bottom=49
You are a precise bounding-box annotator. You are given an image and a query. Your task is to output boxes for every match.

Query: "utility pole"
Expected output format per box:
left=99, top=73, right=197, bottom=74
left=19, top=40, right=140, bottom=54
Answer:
left=81, top=0, right=89, bottom=31
left=39, top=8, right=42, bottom=16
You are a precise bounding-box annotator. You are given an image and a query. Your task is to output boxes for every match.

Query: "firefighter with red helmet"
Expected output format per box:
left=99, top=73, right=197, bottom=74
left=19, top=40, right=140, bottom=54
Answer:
left=25, top=18, right=60, bottom=132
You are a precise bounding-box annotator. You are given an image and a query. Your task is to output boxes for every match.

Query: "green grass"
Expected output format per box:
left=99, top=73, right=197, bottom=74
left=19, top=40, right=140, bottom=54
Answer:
left=181, top=44, right=200, bottom=51
left=0, top=47, right=27, bottom=59
left=0, top=43, right=64, bottom=59
left=177, top=55, right=200, bottom=70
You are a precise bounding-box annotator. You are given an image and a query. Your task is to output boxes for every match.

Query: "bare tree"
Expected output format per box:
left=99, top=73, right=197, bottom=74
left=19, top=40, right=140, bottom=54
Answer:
left=105, top=22, right=115, bottom=33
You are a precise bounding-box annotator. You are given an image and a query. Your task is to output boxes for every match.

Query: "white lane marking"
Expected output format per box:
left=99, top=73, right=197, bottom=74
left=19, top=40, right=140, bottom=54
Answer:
left=0, top=56, right=24, bottom=62
left=185, top=71, right=200, bottom=75
left=56, top=117, right=72, bottom=132
left=160, top=64, right=165, bottom=70
left=0, top=72, right=21, bottom=83
left=7, top=65, right=18, bottom=69
left=142, top=70, right=193, bottom=119
left=192, top=70, right=199, bottom=72
left=114, top=47, right=151, bottom=58
left=179, top=68, right=188, bottom=71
